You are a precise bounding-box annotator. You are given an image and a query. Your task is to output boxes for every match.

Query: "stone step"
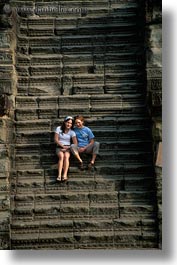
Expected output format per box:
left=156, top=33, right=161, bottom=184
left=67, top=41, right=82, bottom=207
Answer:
left=10, top=216, right=158, bottom=249
left=11, top=196, right=155, bottom=221
left=11, top=217, right=156, bottom=234
left=15, top=94, right=145, bottom=108
left=119, top=191, right=156, bottom=203
left=16, top=64, right=144, bottom=77
left=15, top=94, right=146, bottom=119
left=14, top=158, right=153, bottom=172
left=14, top=134, right=152, bottom=149
left=119, top=203, right=156, bottom=218
left=15, top=67, right=143, bottom=86
left=19, top=22, right=141, bottom=37
left=18, top=6, right=139, bottom=33
left=11, top=202, right=119, bottom=220
left=19, top=13, right=139, bottom=29
left=14, top=137, right=152, bottom=149
left=17, top=34, right=143, bottom=56
left=14, top=120, right=151, bottom=139
left=9, top=0, right=158, bottom=250
left=20, top=19, right=138, bottom=31
left=15, top=106, right=147, bottom=120
left=14, top=116, right=151, bottom=132
left=15, top=144, right=152, bottom=160
left=13, top=151, right=153, bottom=170
left=27, top=45, right=143, bottom=58
left=11, top=171, right=155, bottom=195
left=11, top=191, right=155, bottom=211
left=16, top=52, right=143, bottom=67
left=11, top=168, right=154, bottom=194
left=12, top=191, right=118, bottom=205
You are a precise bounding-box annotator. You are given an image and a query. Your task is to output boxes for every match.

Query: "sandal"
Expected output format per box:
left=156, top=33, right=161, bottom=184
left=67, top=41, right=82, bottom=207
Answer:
left=79, top=162, right=84, bottom=170
left=62, top=176, right=68, bottom=182
left=88, top=162, right=94, bottom=170
left=57, top=176, right=62, bottom=182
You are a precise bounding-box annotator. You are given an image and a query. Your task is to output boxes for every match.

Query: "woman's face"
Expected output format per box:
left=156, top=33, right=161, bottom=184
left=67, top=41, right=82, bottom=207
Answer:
left=75, top=119, right=84, bottom=129
left=65, top=119, right=73, bottom=129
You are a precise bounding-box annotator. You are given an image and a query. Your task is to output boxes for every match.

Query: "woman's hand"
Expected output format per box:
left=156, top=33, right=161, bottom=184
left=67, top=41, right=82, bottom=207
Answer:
left=61, top=146, right=70, bottom=152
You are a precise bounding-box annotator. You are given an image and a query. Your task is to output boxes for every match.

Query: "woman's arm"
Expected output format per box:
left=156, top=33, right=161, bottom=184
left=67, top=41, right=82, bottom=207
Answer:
left=72, top=136, right=78, bottom=145
left=54, top=132, right=64, bottom=148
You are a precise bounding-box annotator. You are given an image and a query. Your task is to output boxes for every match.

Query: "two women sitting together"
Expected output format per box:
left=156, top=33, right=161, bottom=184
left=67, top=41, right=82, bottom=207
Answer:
left=54, top=115, right=100, bottom=182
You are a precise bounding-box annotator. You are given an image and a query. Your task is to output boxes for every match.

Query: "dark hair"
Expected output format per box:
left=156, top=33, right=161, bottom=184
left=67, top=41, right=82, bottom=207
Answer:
left=60, top=116, right=74, bottom=134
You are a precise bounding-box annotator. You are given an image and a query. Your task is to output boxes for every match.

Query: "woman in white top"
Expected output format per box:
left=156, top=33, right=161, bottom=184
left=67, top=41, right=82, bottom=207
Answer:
left=54, top=116, right=77, bottom=182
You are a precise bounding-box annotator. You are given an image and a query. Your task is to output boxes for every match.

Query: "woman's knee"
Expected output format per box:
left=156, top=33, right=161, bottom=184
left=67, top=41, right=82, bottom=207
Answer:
left=64, top=152, right=70, bottom=159
left=58, top=152, right=64, bottom=159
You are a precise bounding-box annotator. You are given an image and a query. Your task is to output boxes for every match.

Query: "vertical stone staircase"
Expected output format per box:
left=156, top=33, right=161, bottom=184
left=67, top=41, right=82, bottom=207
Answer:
left=10, top=0, right=158, bottom=249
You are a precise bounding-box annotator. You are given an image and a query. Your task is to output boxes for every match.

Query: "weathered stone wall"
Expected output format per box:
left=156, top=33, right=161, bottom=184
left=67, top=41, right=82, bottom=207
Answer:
left=0, top=1, right=16, bottom=250
left=145, top=0, right=162, bottom=248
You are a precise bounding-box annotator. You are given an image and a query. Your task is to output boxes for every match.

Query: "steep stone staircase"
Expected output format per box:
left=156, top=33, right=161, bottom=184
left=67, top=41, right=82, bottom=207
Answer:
left=10, top=0, right=158, bottom=249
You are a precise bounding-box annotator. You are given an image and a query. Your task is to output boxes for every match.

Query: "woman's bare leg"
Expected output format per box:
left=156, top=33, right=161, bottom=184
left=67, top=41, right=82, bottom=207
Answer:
left=57, top=151, right=64, bottom=180
left=62, top=152, right=70, bottom=180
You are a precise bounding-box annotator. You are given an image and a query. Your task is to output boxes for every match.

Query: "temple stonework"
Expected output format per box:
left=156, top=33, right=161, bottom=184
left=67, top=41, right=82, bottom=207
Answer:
left=0, top=0, right=162, bottom=249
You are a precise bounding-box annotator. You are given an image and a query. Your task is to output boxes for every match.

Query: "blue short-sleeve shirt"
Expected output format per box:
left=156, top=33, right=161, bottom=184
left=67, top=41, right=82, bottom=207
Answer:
left=74, top=126, right=94, bottom=147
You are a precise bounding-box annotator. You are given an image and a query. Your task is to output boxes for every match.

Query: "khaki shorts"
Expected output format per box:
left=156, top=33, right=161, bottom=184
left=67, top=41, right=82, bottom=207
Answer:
left=56, top=145, right=71, bottom=155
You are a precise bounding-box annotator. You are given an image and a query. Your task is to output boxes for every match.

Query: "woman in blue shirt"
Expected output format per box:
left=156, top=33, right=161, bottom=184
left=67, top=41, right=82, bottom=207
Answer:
left=71, top=115, right=100, bottom=170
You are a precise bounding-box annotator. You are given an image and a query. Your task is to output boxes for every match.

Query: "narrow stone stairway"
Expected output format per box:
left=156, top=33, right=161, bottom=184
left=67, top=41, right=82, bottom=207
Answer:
left=10, top=0, right=158, bottom=249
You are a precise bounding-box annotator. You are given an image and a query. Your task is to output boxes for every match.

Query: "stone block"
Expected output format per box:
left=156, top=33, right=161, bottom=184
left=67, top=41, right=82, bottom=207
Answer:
left=30, top=55, right=62, bottom=66
left=0, top=32, right=11, bottom=48
left=29, top=77, right=62, bottom=94
left=89, top=191, right=118, bottom=203
left=141, top=219, right=157, bottom=233
left=74, top=219, right=113, bottom=232
left=59, top=95, right=90, bottom=115
left=90, top=94, right=123, bottom=112
left=74, top=231, right=114, bottom=247
left=16, top=96, right=38, bottom=109
left=15, top=155, right=41, bottom=170
left=0, top=232, right=10, bottom=249
left=73, top=85, right=104, bottom=95
left=67, top=178, right=95, bottom=191
left=113, top=219, right=141, bottom=232
left=119, top=191, right=155, bottom=204
left=120, top=203, right=155, bottom=218
left=94, top=178, right=115, bottom=191
left=114, top=232, right=142, bottom=248
left=38, top=108, right=58, bottom=119
left=0, top=194, right=10, bottom=211
left=16, top=120, right=51, bottom=133
left=124, top=176, right=154, bottom=191
left=15, top=109, right=38, bottom=121
left=60, top=192, right=88, bottom=204
left=30, top=66, right=62, bottom=76
left=73, top=74, right=104, bottom=87
left=28, top=37, right=61, bottom=55
left=0, top=158, right=10, bottom=174
left=0, top=79, right=13, bottom=96
left=90, top=203, right=119, bottom=217
left=63, top=54, right=93, bottom=66
left=0, top=50, right=13, bottom=64
left=16, top=169, right=44, bottom=180
left=16, top=131, right=51, bottom=144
